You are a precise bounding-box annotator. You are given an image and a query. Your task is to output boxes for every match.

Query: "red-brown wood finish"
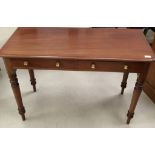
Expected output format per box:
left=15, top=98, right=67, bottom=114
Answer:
left=4, top=59, right=26, bottom=121
left=121, top=72, right=129, bottom=95
left=0, top=28, right=155, bottom=124
left=144, top=35, right=155, bottom=103
left=28, top=69, right=36, bottom=92
left=1, top=28, right=154, bottom=62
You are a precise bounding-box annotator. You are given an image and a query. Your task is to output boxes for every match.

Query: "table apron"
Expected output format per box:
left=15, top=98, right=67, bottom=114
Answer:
left=4, top=58, right=147, bottom=73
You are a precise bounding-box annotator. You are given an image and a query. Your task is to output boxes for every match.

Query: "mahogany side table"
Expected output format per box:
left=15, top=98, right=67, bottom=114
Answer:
left=0, top=28, right=154, bottom=124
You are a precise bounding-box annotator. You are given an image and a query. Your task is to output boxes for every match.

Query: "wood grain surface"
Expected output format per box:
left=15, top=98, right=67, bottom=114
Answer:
left=0, top=28, right=154, bottom=62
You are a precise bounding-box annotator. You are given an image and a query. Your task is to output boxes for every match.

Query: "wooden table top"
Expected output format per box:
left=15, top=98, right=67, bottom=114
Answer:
left=0, top=27, right=154, bottom=62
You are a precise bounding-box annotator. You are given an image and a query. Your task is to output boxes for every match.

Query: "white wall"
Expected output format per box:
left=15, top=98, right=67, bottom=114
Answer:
left=0, top=27, right=17, bottom=48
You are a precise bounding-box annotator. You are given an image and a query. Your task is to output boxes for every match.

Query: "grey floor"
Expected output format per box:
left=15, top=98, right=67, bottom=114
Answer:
left=0, top=28, right=155, bottom=128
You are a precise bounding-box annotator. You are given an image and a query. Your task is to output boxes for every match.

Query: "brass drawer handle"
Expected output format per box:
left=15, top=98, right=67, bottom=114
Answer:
left=56, top=62, right=60, bottom=68
left=24, top=61, right=29, bottom=66
left=91, top=63, right=96, bottom=70
left=124, top=65, right=128, bottom=70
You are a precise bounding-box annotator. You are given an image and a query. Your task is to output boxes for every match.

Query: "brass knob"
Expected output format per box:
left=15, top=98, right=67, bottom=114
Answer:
left=56, top=62, right=60, bottom=68
left=24, top=61, right=29, bottom=66
left=91, top=63, right=96, bottom=70
left=124, top=65, right=128, bottom=70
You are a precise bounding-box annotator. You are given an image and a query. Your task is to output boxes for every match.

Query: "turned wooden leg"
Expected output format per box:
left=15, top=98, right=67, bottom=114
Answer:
left=28, top=69, right=36, bottom=92
left=126, top=65, right=149, bottom=124
left=4, top=59, right=26, bottom=121
left=121, top=72, right=129, bottom=94
left=10, top=72, right=26, bottom=120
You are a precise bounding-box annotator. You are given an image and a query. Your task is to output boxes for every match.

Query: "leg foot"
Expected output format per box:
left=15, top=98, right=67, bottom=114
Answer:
left=121, top=72, right=129, bottom=95
left=121, top=87, right=125, bottom=95
left=18, top=106, right=26, bottom=121
left=28, top=69, right=36, bottom=92
left=126, top=111, right=134, bottom=124
left=21, top=114, right=26, bottom=121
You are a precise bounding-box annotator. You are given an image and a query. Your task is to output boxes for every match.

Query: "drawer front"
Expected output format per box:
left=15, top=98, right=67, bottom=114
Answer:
left=9, top=58, right=145, bottom=73
left=78, top=60, right=145, bottom=73
left=11, top=58, right=77, bottom=70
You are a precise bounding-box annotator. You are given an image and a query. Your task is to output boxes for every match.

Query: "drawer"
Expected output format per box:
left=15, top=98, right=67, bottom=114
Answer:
left=10, top=58, right=77, bottom=70
left=77, top=60, right=145, bottom=73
